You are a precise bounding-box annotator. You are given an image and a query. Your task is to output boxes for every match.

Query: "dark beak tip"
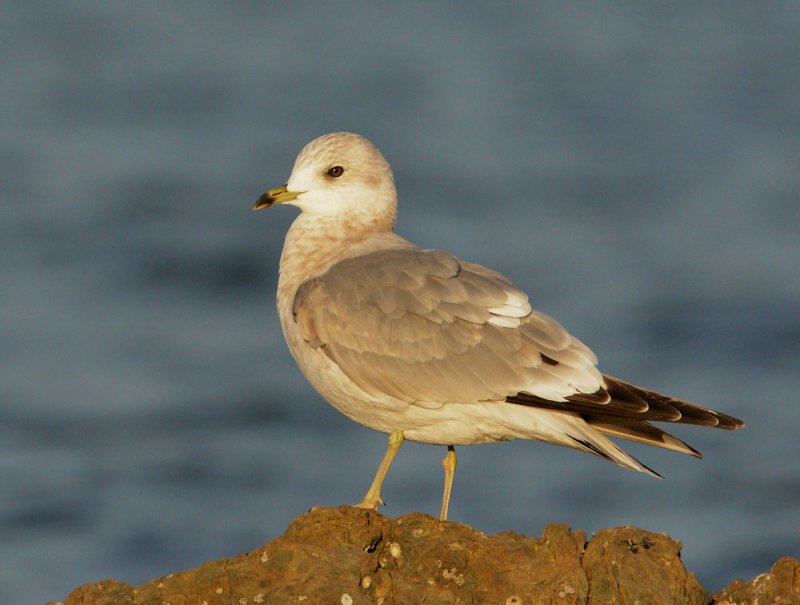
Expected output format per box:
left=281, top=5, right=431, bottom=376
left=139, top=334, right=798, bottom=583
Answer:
left=253, top=193, right=275, bottom=211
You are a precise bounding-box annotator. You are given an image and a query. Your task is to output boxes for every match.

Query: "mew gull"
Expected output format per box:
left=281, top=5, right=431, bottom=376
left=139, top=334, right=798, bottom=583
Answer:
left=254, top=132, right=743, bottom=521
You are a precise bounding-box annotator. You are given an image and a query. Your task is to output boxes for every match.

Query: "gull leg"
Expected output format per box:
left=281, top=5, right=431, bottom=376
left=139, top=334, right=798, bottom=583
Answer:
left=440, top=445, right=457, bottom=521
left=356, top=430, right=404, bottom=511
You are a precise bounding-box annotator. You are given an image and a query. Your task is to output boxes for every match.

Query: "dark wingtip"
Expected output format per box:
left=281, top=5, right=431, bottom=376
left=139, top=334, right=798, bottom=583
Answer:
left=718, top=415, right=745, bottom=430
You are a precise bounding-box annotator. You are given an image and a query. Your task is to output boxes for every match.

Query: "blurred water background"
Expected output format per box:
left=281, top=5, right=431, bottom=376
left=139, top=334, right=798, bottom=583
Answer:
left=2, top=3, right=799, bottom=603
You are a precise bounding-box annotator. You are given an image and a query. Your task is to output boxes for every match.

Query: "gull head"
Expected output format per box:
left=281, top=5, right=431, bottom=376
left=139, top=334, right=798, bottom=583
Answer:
left=255, top=132, right=397, bottom=229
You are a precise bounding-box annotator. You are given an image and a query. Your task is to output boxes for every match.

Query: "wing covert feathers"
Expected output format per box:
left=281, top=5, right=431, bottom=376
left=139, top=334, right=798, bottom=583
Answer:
left=292, top=248, right=605, bottom=405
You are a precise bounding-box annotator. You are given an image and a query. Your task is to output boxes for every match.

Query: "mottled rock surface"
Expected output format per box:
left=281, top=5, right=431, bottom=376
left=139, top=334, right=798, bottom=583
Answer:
left=52, top=506, right=797, bottom=605
left=713, top=556, right=799, bottom=605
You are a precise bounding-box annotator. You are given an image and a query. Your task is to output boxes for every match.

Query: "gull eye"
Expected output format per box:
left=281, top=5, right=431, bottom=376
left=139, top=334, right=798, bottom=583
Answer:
left=327, top=165, right=344, bottom=178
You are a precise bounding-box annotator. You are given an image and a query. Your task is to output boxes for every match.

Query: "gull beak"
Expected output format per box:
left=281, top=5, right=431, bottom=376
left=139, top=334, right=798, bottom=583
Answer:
left=253, top=184, right=302, bottom=211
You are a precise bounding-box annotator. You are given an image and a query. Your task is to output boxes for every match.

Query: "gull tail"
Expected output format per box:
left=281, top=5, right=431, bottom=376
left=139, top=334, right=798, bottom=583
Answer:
left=558, top=415, right=663, bottom=478
left=582, top=415, right=702, bottom=458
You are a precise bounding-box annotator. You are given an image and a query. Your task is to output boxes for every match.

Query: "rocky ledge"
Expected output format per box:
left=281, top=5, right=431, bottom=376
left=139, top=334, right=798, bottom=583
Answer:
left=54, top=506, right=798, bottom=605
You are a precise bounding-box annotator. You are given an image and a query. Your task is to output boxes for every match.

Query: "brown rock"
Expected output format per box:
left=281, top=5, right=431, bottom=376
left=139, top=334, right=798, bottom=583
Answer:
left=52, top=506, right=798, bottom=605
left=713, top=556, right=800, bottom=605
left=583, top=526, right=707, bottom=605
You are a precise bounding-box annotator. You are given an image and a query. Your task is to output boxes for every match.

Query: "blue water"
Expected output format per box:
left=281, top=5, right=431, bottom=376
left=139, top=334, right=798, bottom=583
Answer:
left=2, top=3, right=799, bottom=603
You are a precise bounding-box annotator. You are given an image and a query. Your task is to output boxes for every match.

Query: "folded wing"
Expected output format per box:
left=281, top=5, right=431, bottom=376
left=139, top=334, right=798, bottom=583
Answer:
left=292, top=247, right=743, bottom=455
left=292, top=247, right=603, bottom=406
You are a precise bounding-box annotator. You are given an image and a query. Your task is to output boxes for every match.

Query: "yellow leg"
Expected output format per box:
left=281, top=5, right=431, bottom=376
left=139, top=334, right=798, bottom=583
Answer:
left=355, top=430, right=404, bottom=511
left=440, top=445, right=457, bottom=521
